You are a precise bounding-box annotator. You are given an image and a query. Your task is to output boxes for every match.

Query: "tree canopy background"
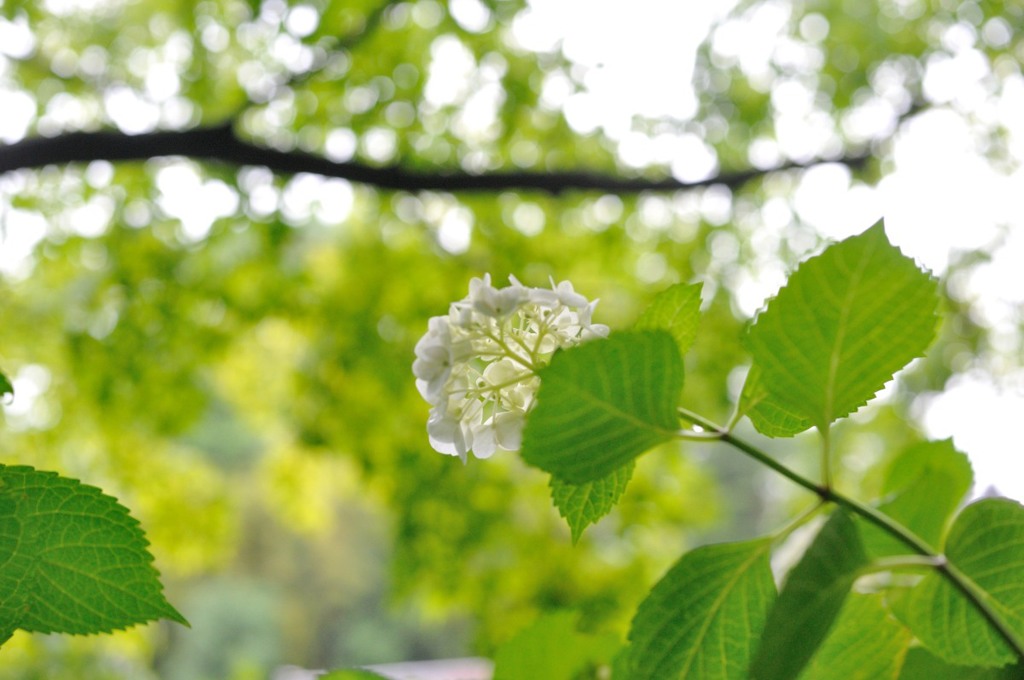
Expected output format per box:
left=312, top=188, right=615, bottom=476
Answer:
left=0, top=0, right=1021, bottom=677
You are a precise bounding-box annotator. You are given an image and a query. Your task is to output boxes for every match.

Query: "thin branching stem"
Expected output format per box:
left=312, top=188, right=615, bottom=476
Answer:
left=676, top=406, right=1024, bottom=663
left=677, top=407, right=821, bottom=496
left=768, top=500, right=828, bottom=543
left=860, top=555, right=947, bottom=574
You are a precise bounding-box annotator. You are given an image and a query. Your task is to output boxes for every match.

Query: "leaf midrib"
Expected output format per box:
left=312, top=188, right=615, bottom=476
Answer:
left=673, top=543, right=771, bottom=678
left=823, top=236, right=877, bottom=428
left=544, top=359, right=678, bottom=438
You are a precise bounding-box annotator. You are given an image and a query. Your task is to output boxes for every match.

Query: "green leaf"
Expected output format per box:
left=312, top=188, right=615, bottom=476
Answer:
left=492, top=610, right=619, bottom=680
left=895, top=498, right=1024, bottom=667
left=626, top=539, right=775, bottom=680
left=898, top=648, right=1024, bottom=679
left=520, top=331, right=683, bottom=484
left=859, top=440, right=973, bottom=557
left=550, top=462, right=634, bottom=543
left=0, top=465, right=186, bottom=638
left=798, top=593, right=912, bottom=680
left=320, top=670, right=391, bottom=680
left=746, top=221, right=940, bottom=433
left=0, top=370, right=11, bottom=400
left=635, top=282, right=703, bottom=356
left=737, top=365, right=812, bottom=438
left=751, top=510, right=869, bottom=680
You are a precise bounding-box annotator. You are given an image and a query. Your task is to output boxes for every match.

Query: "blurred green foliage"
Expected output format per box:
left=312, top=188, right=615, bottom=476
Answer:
left=0, top=0, right=1020, bottom=675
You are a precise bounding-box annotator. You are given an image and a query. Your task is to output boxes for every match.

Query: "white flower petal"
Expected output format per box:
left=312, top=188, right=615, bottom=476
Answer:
left=428, top=433, right=460, bottom=457
left=553, top=279, right=588, bottom=308
left=494, top=411, right=524, bottom=450
left=412, top=350, right=448, bottom=380
left=415, top=378, right=433, bottom=401
left=482, top=357, right=524, bottom=385
left=528, top=287, right=560, bottom=307
left=449, top=301, right=473, bottom=327
left=471, top=422, right=498, bottom=458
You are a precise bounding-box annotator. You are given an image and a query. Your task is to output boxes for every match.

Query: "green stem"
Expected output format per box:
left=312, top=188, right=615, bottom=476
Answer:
left=824, top=490, right=932, bottom=556
left=859, top=555, right=947, bottom=575
left=768, top=500, right=828, bottom=543
left=677, top=430, right=724, bottom=442
left=724, top=402, right=744, bottom=431
left=480, top=329, right=537, bottom=372
left=677, top=406, right=1024, bottom=662
left=678, top=407, right=821, bottom=496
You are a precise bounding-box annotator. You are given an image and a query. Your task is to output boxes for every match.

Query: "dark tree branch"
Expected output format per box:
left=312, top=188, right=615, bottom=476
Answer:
left=0, top=124, right=871, bottom=195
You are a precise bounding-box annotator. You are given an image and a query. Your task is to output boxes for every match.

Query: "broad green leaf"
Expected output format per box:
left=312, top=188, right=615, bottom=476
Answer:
left=320, top=670, right=390, bottom=680
left=746, top=221, right=939, bottom=433
left=895, top=498, right=1024, bottom=667
left=751, top=510, right=869, bottom=680
left=492, top=610, right=619, bottom=680
left=799, top=593, right=911, bottom=680
left=898, top=648, right=1024, bottom=679
left=0, top=465, right=186, bottom=638
left=550, top=462, right=634, bottom=543
left=635, top=282, right=703, bottom=356
left=520, top=331, right=683, bottom=484
left=859, top=440, right=973, bottom=557
left=737, top=365, right=812, bottom=438
left=626, top=539, right=775, bottom=680
left=320, top=671, right=390, bottom=680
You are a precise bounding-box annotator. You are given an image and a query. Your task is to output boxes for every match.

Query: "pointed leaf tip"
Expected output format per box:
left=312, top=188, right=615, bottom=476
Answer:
left=635, top=282, right=703, bottom=356
left=0, top=465, right=186, bottom=638
left=550, top=462, right=634, bottom=543
left=745, top=220, right=939, bottom=434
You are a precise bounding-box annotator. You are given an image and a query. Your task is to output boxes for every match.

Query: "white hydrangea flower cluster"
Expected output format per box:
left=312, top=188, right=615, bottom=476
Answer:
left=413, top=274, right=609, bottom=461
